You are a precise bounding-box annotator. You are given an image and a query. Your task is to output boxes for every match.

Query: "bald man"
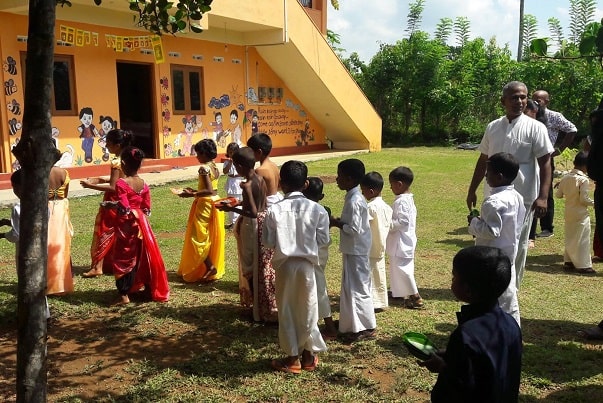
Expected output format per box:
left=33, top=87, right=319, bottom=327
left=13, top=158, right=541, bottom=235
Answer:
left=531, top=90, right=578, bottom=239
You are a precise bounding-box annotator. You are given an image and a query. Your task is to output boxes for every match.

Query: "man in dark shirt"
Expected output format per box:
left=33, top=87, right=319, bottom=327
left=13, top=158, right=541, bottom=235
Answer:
left=420, top=246, right=522, bottom=402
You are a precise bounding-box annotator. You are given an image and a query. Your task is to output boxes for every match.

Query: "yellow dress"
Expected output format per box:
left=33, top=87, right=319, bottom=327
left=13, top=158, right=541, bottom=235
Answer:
left=47, top=171, right=74, bottom=295
left=178, top=163, right=225, bottom=282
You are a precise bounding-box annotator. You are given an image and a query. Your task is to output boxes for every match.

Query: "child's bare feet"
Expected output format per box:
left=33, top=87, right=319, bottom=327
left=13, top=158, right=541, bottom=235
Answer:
left=112, top=295, right=130, bottom=306
left=82, top=269, right=103, bottom=278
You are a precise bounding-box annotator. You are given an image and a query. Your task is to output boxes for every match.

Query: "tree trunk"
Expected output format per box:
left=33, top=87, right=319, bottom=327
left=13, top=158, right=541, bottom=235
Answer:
left=13, top=0, right=58, bottom=401
left=517, top=0, right=525, bottom=61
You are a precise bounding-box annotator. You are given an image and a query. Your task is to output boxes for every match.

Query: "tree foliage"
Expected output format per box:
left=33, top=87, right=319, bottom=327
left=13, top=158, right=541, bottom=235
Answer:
left=569, top=0, right=596, bottom=44
left=339, top=4, right=603, bottom=146
left=521, top=14, right=538, bottom=60
left=405, top=0, right=425, bottom=37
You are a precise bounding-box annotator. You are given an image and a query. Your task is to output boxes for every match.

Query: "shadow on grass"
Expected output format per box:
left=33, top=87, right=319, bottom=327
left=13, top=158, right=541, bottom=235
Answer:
left=26, top=301, right=283, bottom=401
left=520, top=384, right=603, bottom=402
left=526, top=254, right=601, bottom=277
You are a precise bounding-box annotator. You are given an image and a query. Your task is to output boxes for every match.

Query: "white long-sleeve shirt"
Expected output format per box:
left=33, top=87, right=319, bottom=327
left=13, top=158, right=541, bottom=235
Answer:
left=367, top=196, right=392, bottom=259
left=339, top=186, right=371, bottom=255
left=469, top=185, right=525, bottom=261
left=386, top=193, right=417, bottom=258
left=262, top=191, right=330, bottom=269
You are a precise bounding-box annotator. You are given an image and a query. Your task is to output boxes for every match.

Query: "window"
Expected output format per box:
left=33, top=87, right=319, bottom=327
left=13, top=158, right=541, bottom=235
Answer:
left=20, top=53, right=77, bottom=116
left=171, top=64, right=205, bottom=114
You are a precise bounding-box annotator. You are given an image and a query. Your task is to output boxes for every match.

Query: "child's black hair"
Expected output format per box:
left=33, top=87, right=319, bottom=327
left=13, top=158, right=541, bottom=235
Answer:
left=573, top=150, right=589, bottom=167
left=303, top=177, right=324, bottom=202
left=487, top=152, right=519, bottom=184
left=247, top=133, right=272, bottom=156
left=280, top=160, right=307, bottom=191
left=525, top=99, right=548, bottom=125
left=360, top=171, right=384, bottom=192
left=337, top=159, right=365, bottom=185
left=453, top=245, right=511, bottom=305
left=106, top=129, right=133, bottom=148
left=389, top=166, right=414, bottom=185
left=226, top=142, right=239, bottom=156
left=120, top=146, right=145, bottom=173
left=194, top=139, right=217, bottom=160
left=232, top=147, right=256, bottom=170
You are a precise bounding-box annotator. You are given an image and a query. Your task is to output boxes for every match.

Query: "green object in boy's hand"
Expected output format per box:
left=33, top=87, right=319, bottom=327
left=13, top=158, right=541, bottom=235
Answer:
left=402, top=332, right=438, bottom=360
left=469, top=209, right=480, bottom=218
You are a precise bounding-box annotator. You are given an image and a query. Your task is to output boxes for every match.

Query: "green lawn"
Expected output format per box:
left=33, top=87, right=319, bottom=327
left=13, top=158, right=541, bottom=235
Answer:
left=1, top=147, right=602, bottom=402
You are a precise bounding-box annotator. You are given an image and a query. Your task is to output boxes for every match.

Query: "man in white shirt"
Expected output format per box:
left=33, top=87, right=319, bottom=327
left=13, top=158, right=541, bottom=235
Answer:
left=531, top=90, right=578, bottom=238
left=467, top=81, right=554, bottom=288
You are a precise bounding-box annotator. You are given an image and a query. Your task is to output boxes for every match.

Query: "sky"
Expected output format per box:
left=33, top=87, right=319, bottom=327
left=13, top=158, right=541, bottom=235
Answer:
left=327, top=0, right=603, bottom=63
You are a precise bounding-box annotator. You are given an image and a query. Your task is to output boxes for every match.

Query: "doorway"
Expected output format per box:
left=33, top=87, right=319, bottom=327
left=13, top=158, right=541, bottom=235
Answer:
left=116, top=62, right=156, bottom=158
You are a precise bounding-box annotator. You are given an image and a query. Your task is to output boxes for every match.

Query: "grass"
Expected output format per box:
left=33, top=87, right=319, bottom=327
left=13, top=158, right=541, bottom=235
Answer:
left=1, top=147, right=603, bottom=402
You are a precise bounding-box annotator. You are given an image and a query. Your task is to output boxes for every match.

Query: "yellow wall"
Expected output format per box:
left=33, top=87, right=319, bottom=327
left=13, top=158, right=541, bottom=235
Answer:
left=0, top=13, right=326, bottom=172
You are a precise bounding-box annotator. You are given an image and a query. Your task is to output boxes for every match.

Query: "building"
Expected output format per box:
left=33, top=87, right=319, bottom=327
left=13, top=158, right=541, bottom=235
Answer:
left=0, top=0, right=381, bottom=176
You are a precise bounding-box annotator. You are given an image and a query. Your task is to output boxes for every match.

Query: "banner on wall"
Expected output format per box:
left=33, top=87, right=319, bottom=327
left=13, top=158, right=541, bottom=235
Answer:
left=59, top=24, right=156, bottom=54
left=151, top=36, right=165, bottom=64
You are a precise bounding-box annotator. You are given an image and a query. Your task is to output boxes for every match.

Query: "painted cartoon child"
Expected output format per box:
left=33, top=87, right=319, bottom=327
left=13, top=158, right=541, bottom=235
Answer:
left=251, top=113, right=259, bottom=134
left=98, top=116, right=117, bottom=162
left=181, top=115, right=197, bottom=156
left=229, top=109, right=243, bottom=145
left=77, top=107, right=99, bottom=163
left=212, top=112, right=228, bottom=146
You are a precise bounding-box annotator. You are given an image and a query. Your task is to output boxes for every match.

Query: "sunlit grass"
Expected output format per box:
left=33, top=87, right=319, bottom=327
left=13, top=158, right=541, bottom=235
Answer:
left=0, top=147, right=602, bottom=402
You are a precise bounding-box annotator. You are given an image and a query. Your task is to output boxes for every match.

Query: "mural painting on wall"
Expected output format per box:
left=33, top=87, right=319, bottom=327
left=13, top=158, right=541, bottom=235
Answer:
left=244, top=98, right=315, bottom=147
left=4, top=55, right=22, bottom=171
left=208, top=86, right=246, bottom=148
left=77, top=107, right=100, bottom=164
left=98, top=116, right=118, bottom=162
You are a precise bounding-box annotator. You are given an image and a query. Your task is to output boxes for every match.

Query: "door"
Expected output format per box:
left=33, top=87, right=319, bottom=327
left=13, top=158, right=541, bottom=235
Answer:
left=116, top=62, right=156, bottom=158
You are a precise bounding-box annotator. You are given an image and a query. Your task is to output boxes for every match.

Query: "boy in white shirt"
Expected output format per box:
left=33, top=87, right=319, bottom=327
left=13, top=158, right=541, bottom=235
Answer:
left=330, top=159, right=377, bottom=342
left=555, top=151, right=595, bottom=274
left=468, top=152, right=525, bottom=325
left=263, top=161, right=330, bottom=374
left=360, top=172, right=393, bottom=312
left=303, top=177, right=338, bottom=340
left=386, top=166, right=424, bottom=309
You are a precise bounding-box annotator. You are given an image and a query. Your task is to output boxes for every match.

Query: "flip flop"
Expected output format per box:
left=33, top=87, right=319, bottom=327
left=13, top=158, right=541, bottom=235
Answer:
left=581, top=327, right=603, bottom=340
left=575, top=267, right=596, bottom=274
left=301, top=355, right=319, bottom=371
left=271, top=359, right=301, bottom=374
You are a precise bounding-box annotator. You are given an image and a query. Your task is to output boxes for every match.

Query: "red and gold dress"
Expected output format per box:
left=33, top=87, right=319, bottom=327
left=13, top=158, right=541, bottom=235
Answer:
left=112, top=178, right=170, bottom=302
left=89, top=157, right=121, bottom=274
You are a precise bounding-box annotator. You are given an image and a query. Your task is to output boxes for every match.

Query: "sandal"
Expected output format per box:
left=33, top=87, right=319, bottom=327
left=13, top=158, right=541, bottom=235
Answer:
left=580, top=326, right=603, bottom=340
left=271, top=359, right=301, bottom=374
left=575, top=267, right=596, bottom=274
left=301, top=355, right=319, bottom=371
left=405, top=295, right=425, bottom=309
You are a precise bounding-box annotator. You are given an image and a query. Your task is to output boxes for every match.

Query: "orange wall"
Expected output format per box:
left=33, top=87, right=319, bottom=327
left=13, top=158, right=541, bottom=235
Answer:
left=0, top=13, right=326, bottom=172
